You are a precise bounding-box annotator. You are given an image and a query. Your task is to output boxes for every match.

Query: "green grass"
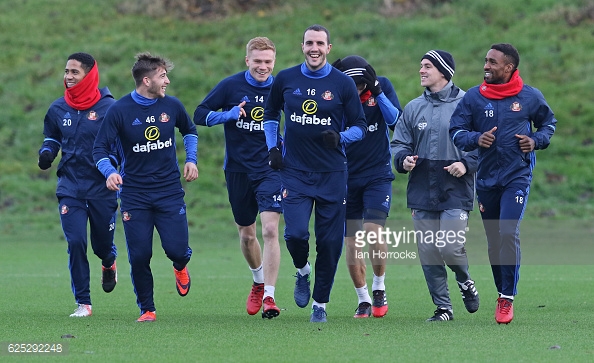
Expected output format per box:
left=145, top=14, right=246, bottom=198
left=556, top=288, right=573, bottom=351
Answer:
left=1, top=0, right=593, bottom=361
left=1, top=214, right=594, bottom=362
left=0, top=0, right=593, bottom=220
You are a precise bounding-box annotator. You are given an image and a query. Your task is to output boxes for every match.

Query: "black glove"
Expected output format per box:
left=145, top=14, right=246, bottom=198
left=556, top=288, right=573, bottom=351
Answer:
left=361, top=64, right=382, bottom=97
left=321, top=130, right=341, bottom=149
left=268, top=147, right=283, bottom=170
left=38, top=151, right=54, bottom=170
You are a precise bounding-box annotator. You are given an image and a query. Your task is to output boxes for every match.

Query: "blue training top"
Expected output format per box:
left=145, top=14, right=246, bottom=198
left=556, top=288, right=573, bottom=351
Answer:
left=346, top=76, right=402, bottom=178
left=263, top=62, right=367, bottom=172
left=93, top=93, right=198, bottom=193
left=193, top=71, right=281, bottom=173
left=40, top=87, right=117, bottom=200
left=450, top=84, right=556, bottom=190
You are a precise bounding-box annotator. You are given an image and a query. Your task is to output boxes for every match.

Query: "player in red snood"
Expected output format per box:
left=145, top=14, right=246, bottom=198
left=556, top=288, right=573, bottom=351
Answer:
left=38, top=53, right=119, bottom=318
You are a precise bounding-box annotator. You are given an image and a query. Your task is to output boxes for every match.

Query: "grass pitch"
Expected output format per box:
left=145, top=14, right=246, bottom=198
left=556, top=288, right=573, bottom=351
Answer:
left=1, top=215, right=592, bottom=362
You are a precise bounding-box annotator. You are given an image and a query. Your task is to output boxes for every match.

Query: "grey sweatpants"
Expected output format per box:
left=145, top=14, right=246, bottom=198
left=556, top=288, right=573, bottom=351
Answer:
left=412, top=209, right=472, bottom=312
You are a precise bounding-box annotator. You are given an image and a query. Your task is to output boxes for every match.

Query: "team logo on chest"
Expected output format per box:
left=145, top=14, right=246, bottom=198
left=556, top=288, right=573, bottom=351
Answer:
left=159, top=113, right=170, bottom=122
left=510, top=102, right=522, bottom=112
left=366, top=97, right=377, bottom=107
left=322, top=90, right=334, bottom=100
left=87, top=111, right=98, bottom=120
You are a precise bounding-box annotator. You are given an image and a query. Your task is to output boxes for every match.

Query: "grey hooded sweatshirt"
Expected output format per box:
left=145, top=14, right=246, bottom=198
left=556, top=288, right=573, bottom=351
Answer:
left=391, top=81, right=477, bottom=211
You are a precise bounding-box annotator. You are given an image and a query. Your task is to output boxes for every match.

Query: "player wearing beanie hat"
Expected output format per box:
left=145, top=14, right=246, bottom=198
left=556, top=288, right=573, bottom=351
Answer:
left=332, top=55, right=402, bottom=319
left=332, top=55, right=368, bottom=85
left=421, top=50, right=455, bottom=81
left=392, top=49, right=480, bottom=322
left=332, top=55, right=385, bottom=97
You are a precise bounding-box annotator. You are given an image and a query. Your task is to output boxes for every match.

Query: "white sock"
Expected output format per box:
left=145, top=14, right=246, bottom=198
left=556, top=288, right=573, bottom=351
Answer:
left=500, top=294, right=514, bottom=301
left=264, top=285, right=275, bottom=300
left=355, top=285, right=372, bottom=304
left=250, top=264, right=264, bottom=284
left=372, top=273, right=386, bottom=291
left=298, top=262, right=311, bottom=276
left=312, top=301, right=326, bottom=310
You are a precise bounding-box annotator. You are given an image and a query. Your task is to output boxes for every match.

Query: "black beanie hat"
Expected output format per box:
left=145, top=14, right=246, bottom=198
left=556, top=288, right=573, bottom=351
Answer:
left=331, top=55, right=369, bottom=85
left=421, top=50, right=455, bottom=81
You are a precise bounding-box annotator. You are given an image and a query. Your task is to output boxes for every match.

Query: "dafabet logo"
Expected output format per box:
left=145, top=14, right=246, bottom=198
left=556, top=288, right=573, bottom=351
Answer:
left=290, top=99, right=332, bottom=126
left=132, top=126, right=173, bottom=153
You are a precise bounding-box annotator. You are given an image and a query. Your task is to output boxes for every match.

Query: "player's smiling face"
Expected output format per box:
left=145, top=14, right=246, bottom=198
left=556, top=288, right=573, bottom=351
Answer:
left=302, top=30, right=331, bottom=71
left=64, top=60, right=87, bottom=88
left=484, top=49, right=511, bottom=84
left=145, top=67, right=169, bottom=99
left=246, top=49, right=275, bottom=83
left=419, top=59, right=446, bottom=92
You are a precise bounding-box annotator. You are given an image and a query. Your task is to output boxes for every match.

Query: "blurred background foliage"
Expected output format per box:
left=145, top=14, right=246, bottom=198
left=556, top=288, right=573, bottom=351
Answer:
left=0, top=0, right=593, bottom=223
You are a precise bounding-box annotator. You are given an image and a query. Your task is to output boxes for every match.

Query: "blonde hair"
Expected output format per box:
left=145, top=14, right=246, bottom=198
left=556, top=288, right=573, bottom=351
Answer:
left=246, top=37, right=276, bottom=57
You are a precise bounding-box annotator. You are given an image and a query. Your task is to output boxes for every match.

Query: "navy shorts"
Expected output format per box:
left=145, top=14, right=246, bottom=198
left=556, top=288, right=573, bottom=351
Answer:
left=225, top=170, right=282, bottom=227
left=345, top=172, right=393, bottom=236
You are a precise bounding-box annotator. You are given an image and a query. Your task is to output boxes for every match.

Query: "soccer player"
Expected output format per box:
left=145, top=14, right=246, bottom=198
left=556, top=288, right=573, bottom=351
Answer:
left=38, top=52, right=118, bottom=318
left=450, top=43, right=556, bottom=324
left=263, top=24, right=367, bottom=322
left=193, top=37, right=282, bottom=319
left=331, top=55, right=401, bottom=318
left=93, top=52, right=198, bottom=322
left=392, top=50, right=480, bottom=322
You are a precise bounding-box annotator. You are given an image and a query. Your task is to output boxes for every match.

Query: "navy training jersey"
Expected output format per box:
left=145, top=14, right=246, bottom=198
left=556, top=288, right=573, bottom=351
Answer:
left=450, top=84, right=556, bottom=190
left=93, top=93, right=198, bottom=192
left=264, top=63, right=367, bottom=172
left=346, top=77, right=401, bottom=178
left=41, top=87, right=117, bottom=200
left=194, top=71, right=280, bottom=173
